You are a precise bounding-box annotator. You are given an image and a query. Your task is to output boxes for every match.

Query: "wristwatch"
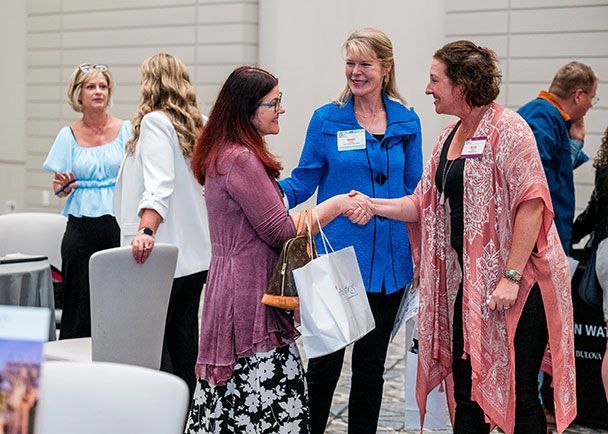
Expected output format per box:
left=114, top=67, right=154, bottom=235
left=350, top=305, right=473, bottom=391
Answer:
left=138, top=227, right=154, bottom=237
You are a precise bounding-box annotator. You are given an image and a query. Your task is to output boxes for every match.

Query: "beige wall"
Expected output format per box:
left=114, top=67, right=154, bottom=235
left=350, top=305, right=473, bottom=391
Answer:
left=23, top=0, right=258, bottom=213
left=261, top=0, right=608, bottom=216
left=445, top=0, right=608, bottom=213
left=259, top=0, right=445, bottom=180
left=0, top=1, right=26, bottom=213
left=1, top=0, right=606, bottom=216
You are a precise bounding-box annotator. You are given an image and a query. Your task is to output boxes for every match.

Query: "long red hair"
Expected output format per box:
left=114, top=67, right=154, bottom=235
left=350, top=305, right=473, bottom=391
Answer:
left=191, top=66, right=282, bottom=185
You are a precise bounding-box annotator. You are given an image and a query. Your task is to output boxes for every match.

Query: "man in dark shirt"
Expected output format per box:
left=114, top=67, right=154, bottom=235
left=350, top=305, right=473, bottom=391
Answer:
left=518, top=61, right=598, bottom=255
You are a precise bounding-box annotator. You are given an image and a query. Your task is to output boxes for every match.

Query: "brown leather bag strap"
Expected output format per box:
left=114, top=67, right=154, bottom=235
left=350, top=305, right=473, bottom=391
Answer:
left=305, top=209, right=316, bottom=257
left=306, top=209, right=312, bottom=236
left=295, top=210, right=308, bottom=235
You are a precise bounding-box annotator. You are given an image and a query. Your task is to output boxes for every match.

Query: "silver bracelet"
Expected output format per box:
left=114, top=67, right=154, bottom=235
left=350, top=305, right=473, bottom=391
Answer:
left=502, top=269, right=522, bottom=284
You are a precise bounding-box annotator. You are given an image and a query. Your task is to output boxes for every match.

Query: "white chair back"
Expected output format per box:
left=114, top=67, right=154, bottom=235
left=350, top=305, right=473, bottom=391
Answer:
left=35, top=361, right=189, bottom=434
left=89, top=244, right=177, bottom=369
left=0, top=212, right=67, bottom=270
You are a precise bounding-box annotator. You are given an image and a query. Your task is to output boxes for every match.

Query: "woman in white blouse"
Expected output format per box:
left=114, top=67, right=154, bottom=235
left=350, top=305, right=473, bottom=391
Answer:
left=113, top=53, right=211, bottom=398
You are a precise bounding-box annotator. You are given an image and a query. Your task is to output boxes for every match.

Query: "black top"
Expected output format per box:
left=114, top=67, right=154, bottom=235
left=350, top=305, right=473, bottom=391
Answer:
left=435, top=123, right=465, bottom=261
left=572, top=165, right=608, bottom=248
left=373, top=133, right=385, bottom=143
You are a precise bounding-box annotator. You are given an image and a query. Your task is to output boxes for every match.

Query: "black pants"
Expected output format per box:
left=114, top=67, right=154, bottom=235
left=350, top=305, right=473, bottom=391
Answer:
left=161, top=270, right=207, bottom=400
left=59, top=215, right=119, bottom=340
left=540, top=372, right=555, bottom=412
left=452, top=284, right=548, bottom=434
left=306, top=287, right=404, bottom=434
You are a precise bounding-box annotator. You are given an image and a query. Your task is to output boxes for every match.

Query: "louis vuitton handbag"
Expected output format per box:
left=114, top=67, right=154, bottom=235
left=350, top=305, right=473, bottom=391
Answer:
left=262, top=209, right=316, bottom=310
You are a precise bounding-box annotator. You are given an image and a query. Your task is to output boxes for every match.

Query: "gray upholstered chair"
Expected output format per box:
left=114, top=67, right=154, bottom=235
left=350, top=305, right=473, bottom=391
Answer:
left=0, top=212, right=67, bottom=270
left=43, top=244, right=177, bottom=370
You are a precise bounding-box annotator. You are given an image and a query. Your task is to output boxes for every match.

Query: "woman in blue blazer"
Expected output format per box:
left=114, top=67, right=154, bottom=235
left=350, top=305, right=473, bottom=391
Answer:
left=279, top=28, right=423, bottom=433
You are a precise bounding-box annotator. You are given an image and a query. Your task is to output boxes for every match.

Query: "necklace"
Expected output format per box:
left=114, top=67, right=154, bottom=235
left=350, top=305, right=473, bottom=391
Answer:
left=439, top=157, right=456, bottom=206
left=438, top=107, right=490, bottom=206
left=355, top=107, right=384, bottom=132
left=355, top=107, right=384, bottom=119
left=82, top=114, right=109, bottom=135
left=439, top=122, right=462, bottom=206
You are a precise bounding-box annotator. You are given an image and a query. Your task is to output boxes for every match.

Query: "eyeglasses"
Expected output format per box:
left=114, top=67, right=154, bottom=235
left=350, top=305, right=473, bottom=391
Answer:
left=257, top=92, right=282, bottom=113
left=582, top=89, right=599, bottom=107
left=79, top=63, right=109, bottom=73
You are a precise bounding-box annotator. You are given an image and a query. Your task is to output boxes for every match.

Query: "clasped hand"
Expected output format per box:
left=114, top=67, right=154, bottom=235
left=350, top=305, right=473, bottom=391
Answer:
left=569, top=117, right=585, bottom=141
left=53, top=172, right=78, bottom=197
left=487, top=278, right=519, bottom=311
left=131, top=233, right=155, bottom=264
left=343, top=190, right=373, bottom=225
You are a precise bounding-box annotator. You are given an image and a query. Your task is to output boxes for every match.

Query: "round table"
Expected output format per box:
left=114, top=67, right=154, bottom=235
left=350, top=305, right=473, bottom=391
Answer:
left=0, top=259, right=57, bottom=340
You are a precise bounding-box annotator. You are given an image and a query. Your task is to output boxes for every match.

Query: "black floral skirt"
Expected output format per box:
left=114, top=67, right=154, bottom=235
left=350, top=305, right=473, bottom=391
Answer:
left=184, top=343, right=310, bottom=433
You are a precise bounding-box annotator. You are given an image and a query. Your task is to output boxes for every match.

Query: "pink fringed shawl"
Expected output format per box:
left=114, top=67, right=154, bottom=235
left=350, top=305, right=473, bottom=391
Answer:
left=408, top=103, right=576, bottom=434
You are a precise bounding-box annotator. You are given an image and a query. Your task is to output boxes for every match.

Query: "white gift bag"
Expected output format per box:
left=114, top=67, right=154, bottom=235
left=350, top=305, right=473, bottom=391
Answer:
left=293, top=214, right=375, bottom=358
left=391, top=283, right=419, bottom=342
left=404, top=321, right=450, bottom=430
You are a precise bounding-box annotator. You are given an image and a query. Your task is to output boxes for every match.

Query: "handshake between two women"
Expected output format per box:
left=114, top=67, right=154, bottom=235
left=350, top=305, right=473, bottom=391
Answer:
left=340, top=191, right=419, bottom=224
left=342, top=190, right=374, bottom=225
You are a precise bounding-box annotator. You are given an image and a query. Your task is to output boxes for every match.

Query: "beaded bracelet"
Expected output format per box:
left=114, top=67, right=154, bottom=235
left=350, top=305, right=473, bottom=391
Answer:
left=502, top=269, right=522, bottom=285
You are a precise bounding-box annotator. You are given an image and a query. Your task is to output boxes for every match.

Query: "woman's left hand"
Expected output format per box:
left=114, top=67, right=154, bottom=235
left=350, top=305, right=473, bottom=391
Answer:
left=488, top=278, right=519, bottom=311
left=53, top=172, right=78, bottom=197
left=131, top=233, right=155, bottom=264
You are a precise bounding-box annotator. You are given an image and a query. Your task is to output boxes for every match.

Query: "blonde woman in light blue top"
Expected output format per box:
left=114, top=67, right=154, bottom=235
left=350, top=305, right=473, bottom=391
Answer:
left=43, top=63, right=131, bottom=339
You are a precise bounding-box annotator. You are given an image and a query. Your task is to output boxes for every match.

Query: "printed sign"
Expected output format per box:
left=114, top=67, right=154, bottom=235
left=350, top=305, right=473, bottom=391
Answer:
left=0, top=306, right=50, bottom=434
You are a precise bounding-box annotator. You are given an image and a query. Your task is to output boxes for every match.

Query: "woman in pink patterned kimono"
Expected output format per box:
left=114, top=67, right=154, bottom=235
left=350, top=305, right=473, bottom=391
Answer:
left=348, top=40, right=576, bottom=434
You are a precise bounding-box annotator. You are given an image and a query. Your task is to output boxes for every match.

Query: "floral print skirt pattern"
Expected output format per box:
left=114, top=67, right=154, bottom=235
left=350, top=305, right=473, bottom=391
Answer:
left=184, top=343, right=310, bottom=434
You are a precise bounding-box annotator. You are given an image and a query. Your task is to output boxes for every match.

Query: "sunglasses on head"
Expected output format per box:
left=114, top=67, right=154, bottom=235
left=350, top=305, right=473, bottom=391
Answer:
left=79, top=63, right=109, bottom=73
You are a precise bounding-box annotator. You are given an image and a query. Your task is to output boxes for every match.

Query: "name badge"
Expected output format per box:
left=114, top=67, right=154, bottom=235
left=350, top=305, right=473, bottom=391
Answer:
left=337, top=129, right=366, bottom=151
left=461, top=136, right=487, bottom=158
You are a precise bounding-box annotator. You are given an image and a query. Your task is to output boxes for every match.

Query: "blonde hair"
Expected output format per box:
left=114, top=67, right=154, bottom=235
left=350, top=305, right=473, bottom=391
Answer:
left=549, top=61, right=597, bottom=99
left=67, top=66, right=114, bottom=113
left=127, top=53, right=204, bottom=157
left=336, top=28, right=405, bottom=106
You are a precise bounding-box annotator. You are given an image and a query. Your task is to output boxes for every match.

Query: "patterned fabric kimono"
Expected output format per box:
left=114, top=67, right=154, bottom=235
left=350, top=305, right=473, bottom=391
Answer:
left=408, top=103, right=576, bottom=434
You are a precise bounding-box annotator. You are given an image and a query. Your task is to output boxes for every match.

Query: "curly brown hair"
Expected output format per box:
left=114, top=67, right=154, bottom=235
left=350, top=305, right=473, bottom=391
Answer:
left=433, top=40, right=501, bottom=108
left=595, top=126, right=608, bottom=169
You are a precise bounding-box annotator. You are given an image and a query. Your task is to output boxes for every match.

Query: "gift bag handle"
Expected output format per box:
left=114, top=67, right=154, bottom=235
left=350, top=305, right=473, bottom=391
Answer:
left=310, top=209, right=335, bottom=254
